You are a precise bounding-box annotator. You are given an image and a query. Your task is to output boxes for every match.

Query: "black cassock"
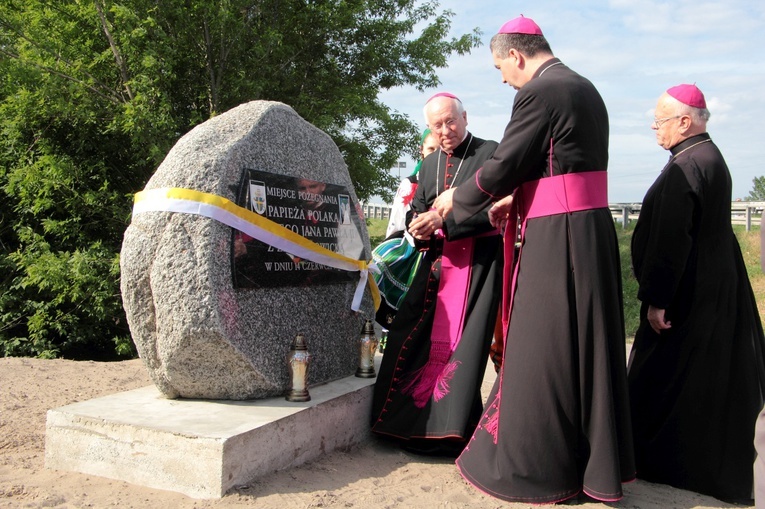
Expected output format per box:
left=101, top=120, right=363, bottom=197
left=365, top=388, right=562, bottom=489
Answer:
left=451, top=59, right=635, bottom=504
left=630, top=133, right=765, bottom=502
left=371, top=134, right=502, bottom=448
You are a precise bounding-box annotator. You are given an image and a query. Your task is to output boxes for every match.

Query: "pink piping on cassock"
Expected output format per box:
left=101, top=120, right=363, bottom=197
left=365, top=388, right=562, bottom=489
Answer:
left=474, top=169, right=501, bottom=200
left=456, top=459, right=585, bottom=504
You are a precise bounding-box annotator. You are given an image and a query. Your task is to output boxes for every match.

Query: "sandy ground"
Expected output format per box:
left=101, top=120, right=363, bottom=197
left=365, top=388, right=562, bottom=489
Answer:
left=0, top=356, right=752, bottom=509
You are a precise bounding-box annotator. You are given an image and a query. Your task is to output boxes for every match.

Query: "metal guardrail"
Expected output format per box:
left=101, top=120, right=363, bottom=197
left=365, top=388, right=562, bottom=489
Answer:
left=730, top=202, right=765, bottom=231
left=611, top=202, right=765, bottom=231
left=609, top=204, right=641, bottom=230
left=363, top=202, right=765, bottom=231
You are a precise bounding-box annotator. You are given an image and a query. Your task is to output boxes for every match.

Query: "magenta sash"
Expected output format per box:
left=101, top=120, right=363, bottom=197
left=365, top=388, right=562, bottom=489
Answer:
left=521, top=170, right=609, bottom=220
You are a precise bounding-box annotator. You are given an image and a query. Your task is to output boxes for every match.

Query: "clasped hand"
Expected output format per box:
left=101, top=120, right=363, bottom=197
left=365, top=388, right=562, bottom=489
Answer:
left=409, top=210, right=443, bottom=240
left=433, top=188, right=455, bottom=219
left=488, top=194, right=515, bottom=231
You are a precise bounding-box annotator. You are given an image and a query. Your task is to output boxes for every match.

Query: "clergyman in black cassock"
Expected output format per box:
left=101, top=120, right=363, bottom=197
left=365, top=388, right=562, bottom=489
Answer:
left=434, top=15, right=635, bottom=504
left=629, top=83, right=765, bottom=504
left=371, top=93, right=502, bottom=456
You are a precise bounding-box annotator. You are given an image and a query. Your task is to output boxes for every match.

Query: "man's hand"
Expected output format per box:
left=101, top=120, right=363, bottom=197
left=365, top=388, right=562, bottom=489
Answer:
left=409, top=210, right=443, bottom=240
left=488, top=194, right=514, bottom=230
left=647, top=305, right=671, bottom=334
left=433, top=188, right=456, bottom=219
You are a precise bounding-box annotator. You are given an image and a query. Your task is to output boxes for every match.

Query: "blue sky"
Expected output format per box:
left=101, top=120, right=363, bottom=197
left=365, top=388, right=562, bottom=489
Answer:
left=378, top=0, right=765, bottom=203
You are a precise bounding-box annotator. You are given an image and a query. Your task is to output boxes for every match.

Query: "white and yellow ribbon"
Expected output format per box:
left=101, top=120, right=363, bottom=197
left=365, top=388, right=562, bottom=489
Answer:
left=132, top=187, right=380, bottom=312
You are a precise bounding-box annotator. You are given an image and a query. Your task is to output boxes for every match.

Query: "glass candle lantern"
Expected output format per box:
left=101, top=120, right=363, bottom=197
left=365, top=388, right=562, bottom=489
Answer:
left=286, top=333, right=311, bottom=402
left=355, top=319, right=378, bottom=378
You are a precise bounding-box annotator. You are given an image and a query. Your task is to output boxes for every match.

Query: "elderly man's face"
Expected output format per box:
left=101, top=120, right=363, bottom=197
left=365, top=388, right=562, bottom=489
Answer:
left=425, top=98, right=468, bottom=154
left=652, top=93, right=687, bottom=151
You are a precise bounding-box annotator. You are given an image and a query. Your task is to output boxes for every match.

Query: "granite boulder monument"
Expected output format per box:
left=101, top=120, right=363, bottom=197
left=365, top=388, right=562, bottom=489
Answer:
left=120, top=100, right=376, bottom=400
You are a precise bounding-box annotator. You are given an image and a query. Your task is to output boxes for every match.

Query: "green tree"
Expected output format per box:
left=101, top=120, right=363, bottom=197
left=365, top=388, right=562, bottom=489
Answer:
left=0, top=0, right=481, bottom=358
left=747, top=176, right=765, bottom=201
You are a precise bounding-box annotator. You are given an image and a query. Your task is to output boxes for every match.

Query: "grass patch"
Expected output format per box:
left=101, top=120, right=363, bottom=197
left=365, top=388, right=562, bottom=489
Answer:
left=366, top=218, right=388, bottom=247
left=617, top=224, right=641, bottom=339
left=735, top=225, right=765, bottom=322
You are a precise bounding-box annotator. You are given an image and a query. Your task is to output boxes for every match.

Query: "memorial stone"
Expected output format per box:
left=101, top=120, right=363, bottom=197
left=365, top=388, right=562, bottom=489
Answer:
left=120, top=101, right=375, bottom=400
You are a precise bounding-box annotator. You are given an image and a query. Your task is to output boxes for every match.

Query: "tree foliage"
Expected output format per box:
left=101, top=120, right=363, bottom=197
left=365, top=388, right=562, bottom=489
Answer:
left=0, top=0, right=481, bottom=358
left=747, top=176, right=765, bottom=201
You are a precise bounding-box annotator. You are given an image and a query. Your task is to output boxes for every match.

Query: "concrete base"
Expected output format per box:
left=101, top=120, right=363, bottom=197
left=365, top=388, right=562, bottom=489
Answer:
left=45, top=356, right=381, bottom=499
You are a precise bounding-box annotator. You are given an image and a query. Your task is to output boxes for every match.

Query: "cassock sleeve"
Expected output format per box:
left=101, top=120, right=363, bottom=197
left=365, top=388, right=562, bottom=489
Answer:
left=452, top=90, right=551, bottom=224
left=442, top=205, right=495, bottom=240
left=636, top=163, right=697, bottom=309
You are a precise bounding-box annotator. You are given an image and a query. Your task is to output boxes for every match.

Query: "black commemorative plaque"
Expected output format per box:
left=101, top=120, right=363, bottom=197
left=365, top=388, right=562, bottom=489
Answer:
left=232, top=169, right=364, bottom=288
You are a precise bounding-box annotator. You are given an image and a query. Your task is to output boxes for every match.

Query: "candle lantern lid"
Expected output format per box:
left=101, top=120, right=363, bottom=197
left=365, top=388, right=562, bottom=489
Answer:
left=291, top=333, right=307, bottom=350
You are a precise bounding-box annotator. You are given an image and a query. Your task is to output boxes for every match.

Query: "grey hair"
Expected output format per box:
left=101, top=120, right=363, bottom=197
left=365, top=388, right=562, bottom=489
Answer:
left=666, top=95, right=711, bottom=124
left=422, top=96, right=465, bottom=123
left=694, top=107, right=711, bottom=123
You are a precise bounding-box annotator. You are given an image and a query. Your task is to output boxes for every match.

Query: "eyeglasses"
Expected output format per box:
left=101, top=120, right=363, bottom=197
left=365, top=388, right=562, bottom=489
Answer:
left=430, top=119, right=457, bottom=132
left=652, top=115, right=681, bottom=128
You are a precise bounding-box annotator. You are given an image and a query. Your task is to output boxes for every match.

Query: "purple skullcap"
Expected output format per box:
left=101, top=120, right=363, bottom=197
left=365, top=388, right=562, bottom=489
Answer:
left=667, top=83, right=706, bottom=109
left=498, top=15, right=543, bottom=36
left=426, top=92, right=460, bottom=103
